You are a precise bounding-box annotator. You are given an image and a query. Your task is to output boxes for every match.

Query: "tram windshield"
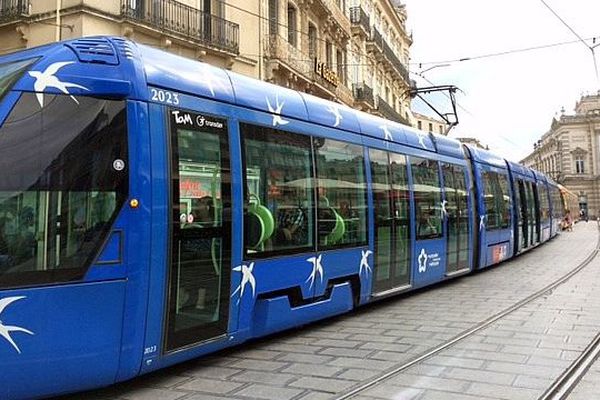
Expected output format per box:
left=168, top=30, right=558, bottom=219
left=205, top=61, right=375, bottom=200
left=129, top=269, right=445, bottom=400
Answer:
left=0, top=58, right=38, bottom=101
left=0, top=92, right=128, bottom=288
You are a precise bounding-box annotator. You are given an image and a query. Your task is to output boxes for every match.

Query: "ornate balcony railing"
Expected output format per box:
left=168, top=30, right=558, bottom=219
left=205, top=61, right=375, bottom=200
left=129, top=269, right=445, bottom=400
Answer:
left=349, top=6, right=369, bottom=36
left=377, top=95, right=409, bottom=125
left=121, top=0, right=239, bottom=54
left=381, top=40, right=409, bottom=82
left=367, top=25, right=410, bottom=83
left=368, top=26, right=384, bottom=51
left=353, top=82, right=374, bottom=107
left=0, top=0, right=28, bottom=24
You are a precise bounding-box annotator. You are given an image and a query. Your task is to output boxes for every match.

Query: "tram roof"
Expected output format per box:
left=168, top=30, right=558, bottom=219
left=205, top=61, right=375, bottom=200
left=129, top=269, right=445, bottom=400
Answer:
left=465, top=144, right=508, bottom=169
left=1, top=36, right=473, bottom=160
left=506, top=161, right=535, bottom=179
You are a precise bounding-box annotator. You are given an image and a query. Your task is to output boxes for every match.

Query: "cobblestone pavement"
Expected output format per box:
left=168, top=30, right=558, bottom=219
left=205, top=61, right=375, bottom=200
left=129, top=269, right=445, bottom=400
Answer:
left=58, top=222, right=600, bottom=400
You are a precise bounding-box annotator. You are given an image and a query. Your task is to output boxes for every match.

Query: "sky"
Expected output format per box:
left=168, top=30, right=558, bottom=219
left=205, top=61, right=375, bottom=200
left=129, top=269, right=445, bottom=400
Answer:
left=403, top=0, right=600, bottom=161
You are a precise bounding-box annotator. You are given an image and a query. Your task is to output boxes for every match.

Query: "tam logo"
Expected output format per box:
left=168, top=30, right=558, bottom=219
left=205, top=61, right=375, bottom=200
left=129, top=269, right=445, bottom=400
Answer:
left=172, top=110, right=193, bottom=125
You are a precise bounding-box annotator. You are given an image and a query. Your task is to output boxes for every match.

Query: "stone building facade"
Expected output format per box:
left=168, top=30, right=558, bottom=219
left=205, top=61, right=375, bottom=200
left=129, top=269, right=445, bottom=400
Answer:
left=0, top=0, right=260, bottom=77
left=0, top=0, right=414, bottom=123
left=522, top=93, right=600, bottom=218
left=413, top=112, right=448, bottom=135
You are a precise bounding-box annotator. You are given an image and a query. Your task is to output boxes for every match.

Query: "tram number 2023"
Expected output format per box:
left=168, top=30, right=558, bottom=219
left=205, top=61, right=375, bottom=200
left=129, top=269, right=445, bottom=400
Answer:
left=150, top=88, right=180, bottom=105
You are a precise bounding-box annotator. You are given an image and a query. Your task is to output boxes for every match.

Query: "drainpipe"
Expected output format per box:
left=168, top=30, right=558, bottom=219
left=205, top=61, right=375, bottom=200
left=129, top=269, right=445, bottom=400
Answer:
left=55, top=0, right=61, bottom=41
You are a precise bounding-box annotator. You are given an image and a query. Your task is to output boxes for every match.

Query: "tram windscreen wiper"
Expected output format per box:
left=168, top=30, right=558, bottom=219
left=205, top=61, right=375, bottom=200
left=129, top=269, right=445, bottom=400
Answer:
left=0, top=58, right=39, bottom=102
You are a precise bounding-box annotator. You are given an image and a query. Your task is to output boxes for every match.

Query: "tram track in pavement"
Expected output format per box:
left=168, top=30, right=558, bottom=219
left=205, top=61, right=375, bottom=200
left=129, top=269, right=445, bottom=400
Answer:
left=333, top=227, right=600, bottom=400
left=538, top=323, right=600, bottom=400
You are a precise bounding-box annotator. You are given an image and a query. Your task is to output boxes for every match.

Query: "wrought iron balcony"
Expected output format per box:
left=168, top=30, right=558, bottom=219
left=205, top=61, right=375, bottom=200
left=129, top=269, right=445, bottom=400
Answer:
left=121, top=0, right=239, bottom=54
left=367, top=25, right=410, bottom=83
left=353, top=82, right=374, bottom=108
left=377, top=95, right=409, bottom=125
left=367, top=26, right=384, bottom=51
left=381, top=40, right=409, bottom=82
left=349, top=6, right=370, bottom=36
left=0, top=0, right=28, bottom=24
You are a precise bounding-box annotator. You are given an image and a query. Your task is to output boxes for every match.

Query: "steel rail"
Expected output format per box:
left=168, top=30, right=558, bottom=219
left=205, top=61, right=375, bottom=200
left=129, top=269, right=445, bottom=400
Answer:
left=334, top=229, right=600, bottom=400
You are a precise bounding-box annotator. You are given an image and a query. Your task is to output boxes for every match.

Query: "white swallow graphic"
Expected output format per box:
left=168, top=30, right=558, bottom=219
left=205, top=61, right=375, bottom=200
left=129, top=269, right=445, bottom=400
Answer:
left=418, top=248, right=428, bottom=273
left=327, top=105, right=343, bottom=127
left=199, top=64, right=217, bottom=97
left=28, top=61, right=89, bottom=107
left=480, top=215, right=486, bottom=231
left=359, top=250, right=373, bottom=277
left=380, top=125, right=393, bottom=141
left=441, top=200, right=448, bottom=217
left=306, top=254, right=324, bottom=289
left=232, top=262, right=256, bottom=303
left=417, top=133, right=428, bottom=148
left=0, top=296, right=34, bottom=354
left=266, top=95, right=289, bottom=126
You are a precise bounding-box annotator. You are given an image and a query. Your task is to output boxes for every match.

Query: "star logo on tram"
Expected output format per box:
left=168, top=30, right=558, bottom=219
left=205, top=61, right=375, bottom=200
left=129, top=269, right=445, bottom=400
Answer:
left=380, top=125, right=394, bottom=141
left=266, top=95, right=289, bottom=127
left=0, top=296, right=34, bottom=354
left=359, top=250, right=373, bottom=277
left=28, top=61, right=89, bottom=107
left=306, top=254, right=324, bottom=289
left=326, top=105, right=343, bottom=127
left=417, top=248, right=428, bottom=273
left=232, top=262, right=256, bottom=304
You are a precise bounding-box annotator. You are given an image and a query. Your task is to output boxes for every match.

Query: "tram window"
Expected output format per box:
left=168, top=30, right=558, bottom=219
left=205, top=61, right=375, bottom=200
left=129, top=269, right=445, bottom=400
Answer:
left=241, top=123, right=314, bottom=256
left=411, top=157, right=442, bottom=240
left=313, top=137, right=367, bottom=249
left=497, top=173, right=511, bottom=228
left=538, top=184, right=550, bottom=223
left=482, top=171, right=511, bottom=230
left=0, top=93, right=128, bottom=288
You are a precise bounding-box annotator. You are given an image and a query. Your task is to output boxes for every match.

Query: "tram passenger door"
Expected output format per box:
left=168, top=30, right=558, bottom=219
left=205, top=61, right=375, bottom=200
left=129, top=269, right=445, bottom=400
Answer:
left=165, top=109, right=231, bottom=351
left=442, top=164, right=470, bottom=275
left=371, top=150, right=411, bottom=294
left=517, top=179, right=528, bottom=251
left=525, top=182, right=538, bottom=247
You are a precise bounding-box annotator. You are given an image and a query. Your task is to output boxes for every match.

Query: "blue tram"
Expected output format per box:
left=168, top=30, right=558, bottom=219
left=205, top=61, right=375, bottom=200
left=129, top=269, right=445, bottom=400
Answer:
left=0, top=37, right=564, bottom=399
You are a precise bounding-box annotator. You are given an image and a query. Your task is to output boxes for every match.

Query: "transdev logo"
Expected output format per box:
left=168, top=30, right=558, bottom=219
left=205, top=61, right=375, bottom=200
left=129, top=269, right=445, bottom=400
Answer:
left=0, top=296, right=34, bottom=354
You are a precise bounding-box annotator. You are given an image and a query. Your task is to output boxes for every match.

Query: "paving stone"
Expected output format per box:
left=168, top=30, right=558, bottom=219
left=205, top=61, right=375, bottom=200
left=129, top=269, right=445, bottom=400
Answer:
left=233, top=384, right=304, bottom=400
left=288, top=376, right=355, bottom=392
left=277, top=352, right=334, bottom=364
left=336, top=368, right=381, bottom=381
left=176, top=377, right=245, bottom=394
left=318, top=347, right=374, bottom=358
left=465, top=382, right=539, bottom=400
left=328, top=357, right=396, bottom=371
left=230, top=370, right=297, bottom=385
left=442, top=367, right=515, bottom=385
left=227, top=359, right=289, bottom=372
left=185, top=366, right=241, bottom=379
left=362, top=384, right=424, bottom=400
left=281, top=363, right=345, bottom=378
left=385, top=374, right=469, bottom=392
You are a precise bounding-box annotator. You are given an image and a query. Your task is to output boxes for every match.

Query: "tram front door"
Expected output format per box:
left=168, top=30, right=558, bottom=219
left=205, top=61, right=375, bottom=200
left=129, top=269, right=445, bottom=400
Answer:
left=165, top=108, right=232, bottom=351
